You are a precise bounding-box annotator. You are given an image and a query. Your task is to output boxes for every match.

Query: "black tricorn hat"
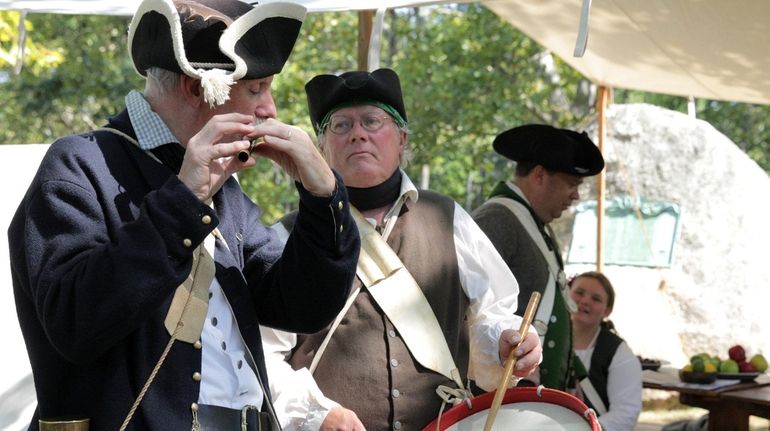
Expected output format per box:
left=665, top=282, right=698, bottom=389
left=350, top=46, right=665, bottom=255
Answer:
left=128, top=0, right=306, bottom=106
left=493, top=124, right=604, bottom=176
left=305, top=68, right=407, bottom=133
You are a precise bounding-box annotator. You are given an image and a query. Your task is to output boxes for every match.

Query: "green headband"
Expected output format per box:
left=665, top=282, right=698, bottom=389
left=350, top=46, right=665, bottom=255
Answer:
left=318, top=100, right=407, bottom=134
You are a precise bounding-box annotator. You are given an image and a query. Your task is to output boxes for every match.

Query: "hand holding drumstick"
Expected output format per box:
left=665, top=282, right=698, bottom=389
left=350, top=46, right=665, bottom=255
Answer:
left=483, top=292, right=542, bottom=431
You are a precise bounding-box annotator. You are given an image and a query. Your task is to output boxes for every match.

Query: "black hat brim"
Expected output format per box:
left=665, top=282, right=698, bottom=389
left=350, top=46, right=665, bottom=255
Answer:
left=493, top=124, right=605, bottom=176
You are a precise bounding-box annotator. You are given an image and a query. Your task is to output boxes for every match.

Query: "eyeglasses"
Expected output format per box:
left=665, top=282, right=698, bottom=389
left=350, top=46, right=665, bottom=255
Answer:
left=326, top=114, right=394, bottom=135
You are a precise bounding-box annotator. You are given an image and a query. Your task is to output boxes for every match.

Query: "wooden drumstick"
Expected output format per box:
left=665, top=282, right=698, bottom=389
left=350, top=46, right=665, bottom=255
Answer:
left=482, top=291, right=541, bottom=431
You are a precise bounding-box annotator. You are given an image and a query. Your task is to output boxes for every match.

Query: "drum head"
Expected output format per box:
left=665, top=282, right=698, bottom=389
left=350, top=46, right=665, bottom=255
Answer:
left=423, top=387, right=600, bottom=431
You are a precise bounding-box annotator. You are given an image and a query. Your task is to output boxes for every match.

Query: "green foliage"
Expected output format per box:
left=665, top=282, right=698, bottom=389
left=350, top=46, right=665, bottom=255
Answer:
left=2, top=6, right=769, bottom=223
left=0, top=13, right=141, bottom=144
left=700, top=101, right=770, bottom=172
left=0, top=11, right=64, bottom=72
left=382, top=4, right=594, bottom=207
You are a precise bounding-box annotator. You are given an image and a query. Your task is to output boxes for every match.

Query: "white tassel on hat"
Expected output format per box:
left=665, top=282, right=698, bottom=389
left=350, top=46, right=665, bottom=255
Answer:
left=199, top=68, right=234, bottom=107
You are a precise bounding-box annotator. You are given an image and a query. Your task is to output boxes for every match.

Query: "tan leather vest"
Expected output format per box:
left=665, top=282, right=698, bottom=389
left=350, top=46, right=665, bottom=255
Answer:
left=289, top=191, right=468, bottom=430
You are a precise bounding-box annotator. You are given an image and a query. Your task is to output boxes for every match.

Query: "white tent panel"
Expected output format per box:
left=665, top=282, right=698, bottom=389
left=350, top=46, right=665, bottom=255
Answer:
left=483, top=0, right=770, bottom=105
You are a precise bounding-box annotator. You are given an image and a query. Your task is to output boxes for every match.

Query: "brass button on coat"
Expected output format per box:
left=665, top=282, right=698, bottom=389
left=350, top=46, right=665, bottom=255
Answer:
left=183, top=238, right=192, bottom=247
left=192, top=372, right=201, bottom=381
left=193, top=340, right=202, bottom=349
left=201, top=215, right=212, bottom=224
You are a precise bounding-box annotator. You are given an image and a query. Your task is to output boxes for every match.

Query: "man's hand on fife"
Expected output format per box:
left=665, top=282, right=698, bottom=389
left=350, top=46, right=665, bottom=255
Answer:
left=498, top=329, right=543, bottom=378
left=250, top=119, right=336, bottom=197
left=178, top=113, right=258, bottom=201
left=320, top=406, right=366, bottom=431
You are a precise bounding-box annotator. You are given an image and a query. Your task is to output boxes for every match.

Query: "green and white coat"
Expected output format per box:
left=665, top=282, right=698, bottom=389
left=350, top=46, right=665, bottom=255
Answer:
left=472, top=181, right=577, bottom=391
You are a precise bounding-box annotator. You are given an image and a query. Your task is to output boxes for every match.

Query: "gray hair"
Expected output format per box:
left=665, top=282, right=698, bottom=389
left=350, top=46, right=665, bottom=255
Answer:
left=317, top=124, right=413, bottom=169
left=144, top=67, right=182, bottom=99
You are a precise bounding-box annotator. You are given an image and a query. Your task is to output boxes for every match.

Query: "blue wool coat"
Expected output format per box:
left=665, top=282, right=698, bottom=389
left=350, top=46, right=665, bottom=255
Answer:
left=8, top=110, right=359, bottom=430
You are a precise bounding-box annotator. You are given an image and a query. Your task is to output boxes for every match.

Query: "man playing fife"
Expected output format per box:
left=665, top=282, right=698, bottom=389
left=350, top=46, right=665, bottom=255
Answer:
left=8, top=0, right=360, bottom=429
left=262, top=68, right=542, bottom=431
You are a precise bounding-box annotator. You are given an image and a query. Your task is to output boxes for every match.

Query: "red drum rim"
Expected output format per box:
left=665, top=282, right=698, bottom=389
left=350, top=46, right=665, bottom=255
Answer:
left=421, top=387, right=600, bottom=431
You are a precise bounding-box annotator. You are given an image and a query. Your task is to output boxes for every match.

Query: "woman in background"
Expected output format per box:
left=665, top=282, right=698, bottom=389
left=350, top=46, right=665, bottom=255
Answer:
left=570, top=271, right=642, bottom=431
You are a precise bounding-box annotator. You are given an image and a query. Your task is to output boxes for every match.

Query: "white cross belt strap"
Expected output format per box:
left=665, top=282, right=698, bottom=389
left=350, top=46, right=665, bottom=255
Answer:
left=350, top=207, right=466, bottom=388
left=164, top=231, right=215, bottom=343
left=485, top=196, right=575, bottom=337
left=575, top=357, right=608, bottom=415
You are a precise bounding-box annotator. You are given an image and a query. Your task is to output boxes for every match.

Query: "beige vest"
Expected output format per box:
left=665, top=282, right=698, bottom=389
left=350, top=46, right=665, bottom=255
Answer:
left=288, top=191, right=468, bottom=430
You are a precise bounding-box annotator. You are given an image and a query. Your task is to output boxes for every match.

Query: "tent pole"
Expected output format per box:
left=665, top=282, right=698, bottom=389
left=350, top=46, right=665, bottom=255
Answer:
left=596, top=85, right=610, bottom=272
left=14, top=10, right=28, bottom=75
left=357, top=10, right=374, bottom=71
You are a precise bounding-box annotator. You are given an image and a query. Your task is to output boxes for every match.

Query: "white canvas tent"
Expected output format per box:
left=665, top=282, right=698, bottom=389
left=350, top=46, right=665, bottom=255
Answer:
left=483, top=0, right=770, bottom=106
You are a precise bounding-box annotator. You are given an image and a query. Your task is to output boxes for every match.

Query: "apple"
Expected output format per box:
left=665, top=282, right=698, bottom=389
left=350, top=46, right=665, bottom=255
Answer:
left=750, top=354, right=768, bottom=373
left=739, top=360, right=757, bottom=373
left=720, top=359, right=739, bottom=373
left=729, top=345, right=746, bottom=362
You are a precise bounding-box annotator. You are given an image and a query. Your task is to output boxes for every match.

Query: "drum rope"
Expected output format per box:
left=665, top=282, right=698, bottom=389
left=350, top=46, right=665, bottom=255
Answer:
left=584, top=408, right=601, bottom=429
left=434, top=384, right=473, bottom=431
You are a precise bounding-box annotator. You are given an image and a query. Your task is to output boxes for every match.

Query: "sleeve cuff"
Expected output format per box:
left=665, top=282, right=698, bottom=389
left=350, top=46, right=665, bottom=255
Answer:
left=294, top=170, right=355, bottom=252
left=143, top=176, right=219, bottom=260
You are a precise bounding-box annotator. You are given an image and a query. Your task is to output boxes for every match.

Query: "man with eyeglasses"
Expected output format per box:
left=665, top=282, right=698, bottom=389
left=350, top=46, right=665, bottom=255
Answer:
left=260, top=68, right=542, bottom=431
left=471, top=125, right=605, bottom=392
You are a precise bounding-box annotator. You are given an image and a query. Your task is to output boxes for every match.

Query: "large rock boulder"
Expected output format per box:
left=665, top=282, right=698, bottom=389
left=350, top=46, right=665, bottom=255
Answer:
left=557, top=103, right=770, bottom=366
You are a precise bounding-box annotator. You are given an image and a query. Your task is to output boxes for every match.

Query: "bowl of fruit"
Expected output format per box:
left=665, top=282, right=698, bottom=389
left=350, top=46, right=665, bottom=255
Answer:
left=716, top=345, right=766, bottom=382
left=680, top=346, right=768, bottom=384
left=679, top=370, right=717, bottom=384
left=680, top=354, right=718, bottom=383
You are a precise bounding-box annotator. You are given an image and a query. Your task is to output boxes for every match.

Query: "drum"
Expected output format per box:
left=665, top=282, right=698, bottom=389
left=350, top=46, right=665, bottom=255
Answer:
left=422, top=387, right=600, bottom=431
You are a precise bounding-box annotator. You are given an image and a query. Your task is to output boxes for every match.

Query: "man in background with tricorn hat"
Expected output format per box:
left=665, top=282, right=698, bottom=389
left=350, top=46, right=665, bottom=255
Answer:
left=472, top=124, right=605, bottom=392
left=7, top=0, right=360, bottom=430
left=261, top=68, right=542, bottom=430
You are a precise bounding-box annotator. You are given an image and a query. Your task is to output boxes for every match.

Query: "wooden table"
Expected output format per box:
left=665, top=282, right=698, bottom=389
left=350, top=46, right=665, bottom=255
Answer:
left=720, top=386, right=770, bottom=424
left=642, top=369, right=770, bottom=431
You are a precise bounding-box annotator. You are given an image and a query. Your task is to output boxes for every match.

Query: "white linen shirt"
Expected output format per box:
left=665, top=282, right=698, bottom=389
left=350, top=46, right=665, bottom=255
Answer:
left=263, top=171, right=530, bottom=430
